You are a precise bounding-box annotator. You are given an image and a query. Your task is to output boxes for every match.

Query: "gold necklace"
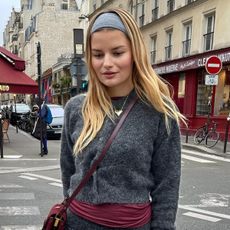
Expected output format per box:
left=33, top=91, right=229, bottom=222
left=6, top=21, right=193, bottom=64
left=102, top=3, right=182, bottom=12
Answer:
left=114, top=95, right=129, bottom=116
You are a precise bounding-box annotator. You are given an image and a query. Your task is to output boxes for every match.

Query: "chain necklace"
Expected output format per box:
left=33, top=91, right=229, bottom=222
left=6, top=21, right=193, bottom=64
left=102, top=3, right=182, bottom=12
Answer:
left=113, top=95, right=129, bottom=116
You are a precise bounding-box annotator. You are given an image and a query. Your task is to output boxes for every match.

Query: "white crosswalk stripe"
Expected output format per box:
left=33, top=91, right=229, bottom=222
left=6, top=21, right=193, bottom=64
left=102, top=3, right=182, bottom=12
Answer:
left=181, top=149, right=230, bottom=164
left=0, top=184, right=41, bottom=229
left=0, top=225, right=42, bottom=230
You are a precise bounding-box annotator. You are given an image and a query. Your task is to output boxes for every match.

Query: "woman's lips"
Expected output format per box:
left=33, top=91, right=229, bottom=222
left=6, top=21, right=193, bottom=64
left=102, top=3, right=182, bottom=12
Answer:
left=102, top=72, right=117, bottom=78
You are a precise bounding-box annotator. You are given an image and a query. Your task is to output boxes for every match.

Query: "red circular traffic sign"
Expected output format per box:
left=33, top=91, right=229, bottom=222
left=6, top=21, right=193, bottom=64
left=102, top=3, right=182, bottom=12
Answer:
left=205, top=55, right=222, bottom=75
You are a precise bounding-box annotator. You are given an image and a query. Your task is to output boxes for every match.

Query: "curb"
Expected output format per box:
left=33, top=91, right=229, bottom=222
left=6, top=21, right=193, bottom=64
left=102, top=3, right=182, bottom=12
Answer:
left=182, top=142, right=230, bottom=159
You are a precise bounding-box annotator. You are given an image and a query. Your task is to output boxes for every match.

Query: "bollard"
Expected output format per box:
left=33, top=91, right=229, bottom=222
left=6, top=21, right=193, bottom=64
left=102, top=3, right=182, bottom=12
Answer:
left=185, top=128, right=189, bottom=143
left=223, top=114, right=230, bottom=153
left=0, top=118, right=3, bottom=158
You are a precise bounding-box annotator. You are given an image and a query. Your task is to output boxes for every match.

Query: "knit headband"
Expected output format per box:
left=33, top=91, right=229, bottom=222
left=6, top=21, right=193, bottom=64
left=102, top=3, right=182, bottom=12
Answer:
left=91, top=12, right=127, bottom=35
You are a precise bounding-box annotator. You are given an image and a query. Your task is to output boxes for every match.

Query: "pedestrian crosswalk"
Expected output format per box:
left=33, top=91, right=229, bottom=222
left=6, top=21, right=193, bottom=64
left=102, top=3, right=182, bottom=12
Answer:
left=19, top=173, right=63, bottom=187
left=181, top=149, right=230, bottom=164
left=0, top=184, right=42, bottom=229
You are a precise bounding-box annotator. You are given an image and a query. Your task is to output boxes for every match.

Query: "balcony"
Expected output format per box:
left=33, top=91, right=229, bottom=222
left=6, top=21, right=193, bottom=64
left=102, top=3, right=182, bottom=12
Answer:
left=182, top=39, right=191, bottom=56
left=152, top=7, right=159, bottom=21
left=165, top=45, right=172, bottom=60
left=203, top=32, right=214, bottom=51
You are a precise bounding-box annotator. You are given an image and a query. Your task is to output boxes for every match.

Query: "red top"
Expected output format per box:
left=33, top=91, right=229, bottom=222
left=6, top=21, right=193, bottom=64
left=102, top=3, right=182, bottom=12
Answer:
left=70, top=200, right=152, bottom=228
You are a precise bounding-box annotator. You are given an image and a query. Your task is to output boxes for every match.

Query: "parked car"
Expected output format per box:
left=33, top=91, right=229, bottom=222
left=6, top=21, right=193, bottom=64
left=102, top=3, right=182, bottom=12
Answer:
left=10, top=103, right=31, bottom=125
left=46, top=104, right=64, bottom=139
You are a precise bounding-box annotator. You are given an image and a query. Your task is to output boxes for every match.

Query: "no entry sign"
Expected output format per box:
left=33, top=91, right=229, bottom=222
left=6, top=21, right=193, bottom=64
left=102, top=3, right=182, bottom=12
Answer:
left=205, top=55, right=222, bottom=75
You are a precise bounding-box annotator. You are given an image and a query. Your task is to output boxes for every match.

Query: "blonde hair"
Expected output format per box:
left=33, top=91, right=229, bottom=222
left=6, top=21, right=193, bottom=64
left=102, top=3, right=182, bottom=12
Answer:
left=73, top=8, right=186, bottom=155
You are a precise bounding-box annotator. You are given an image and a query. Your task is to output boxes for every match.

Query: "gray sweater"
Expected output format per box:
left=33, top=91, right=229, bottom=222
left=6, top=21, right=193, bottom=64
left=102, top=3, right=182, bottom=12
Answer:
left=60, top=91, right=181, bottom=230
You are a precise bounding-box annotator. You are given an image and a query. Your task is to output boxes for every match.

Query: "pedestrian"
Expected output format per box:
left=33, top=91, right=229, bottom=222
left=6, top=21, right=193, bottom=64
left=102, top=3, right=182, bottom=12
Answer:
left=32, top=99, right=48, bottom=156
left=60, top=8, right=186, bottom=230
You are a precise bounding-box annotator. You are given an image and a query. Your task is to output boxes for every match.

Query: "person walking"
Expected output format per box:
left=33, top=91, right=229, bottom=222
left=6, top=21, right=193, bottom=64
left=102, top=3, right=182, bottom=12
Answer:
left=60, top=8, right=186, bottom=230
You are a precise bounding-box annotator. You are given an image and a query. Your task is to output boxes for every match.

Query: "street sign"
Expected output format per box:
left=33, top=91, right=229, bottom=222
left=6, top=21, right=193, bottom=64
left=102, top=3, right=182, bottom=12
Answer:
left=205, top=74, right=218, bottom=85
left=205, top=55, right=222, bottom=75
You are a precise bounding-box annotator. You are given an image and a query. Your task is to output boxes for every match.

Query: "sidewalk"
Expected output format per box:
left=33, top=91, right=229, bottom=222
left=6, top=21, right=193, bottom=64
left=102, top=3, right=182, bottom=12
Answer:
left=1, top=125, right=230, bottom=160
left=1, top=125, right=60, bottom=158
left=0, top=125, right=60, bottom=172
left=181, top=134, right=230, bottom=158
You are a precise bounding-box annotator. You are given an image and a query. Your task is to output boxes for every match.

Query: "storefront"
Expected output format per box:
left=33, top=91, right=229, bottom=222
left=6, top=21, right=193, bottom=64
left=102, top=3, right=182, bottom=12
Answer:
left=153, top=47, right=230, bottom=140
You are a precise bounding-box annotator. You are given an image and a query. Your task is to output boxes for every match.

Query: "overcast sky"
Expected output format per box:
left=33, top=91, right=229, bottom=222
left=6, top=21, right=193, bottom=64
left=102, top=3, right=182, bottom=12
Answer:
left=0, top=0, right=21, bottom=46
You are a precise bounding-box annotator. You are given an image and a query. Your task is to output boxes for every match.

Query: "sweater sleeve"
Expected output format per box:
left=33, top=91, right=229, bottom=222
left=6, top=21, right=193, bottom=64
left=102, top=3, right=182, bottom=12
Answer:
left=150, top=116, right=181, bottom=230
left=60, top=99, right=76, bottom=198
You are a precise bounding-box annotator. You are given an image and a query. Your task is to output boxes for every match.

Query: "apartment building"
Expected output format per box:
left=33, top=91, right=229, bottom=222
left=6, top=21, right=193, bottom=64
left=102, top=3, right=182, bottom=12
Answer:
left=86, top=0, right=230, bottom=137
left=3, top=0, right=82, bottom=104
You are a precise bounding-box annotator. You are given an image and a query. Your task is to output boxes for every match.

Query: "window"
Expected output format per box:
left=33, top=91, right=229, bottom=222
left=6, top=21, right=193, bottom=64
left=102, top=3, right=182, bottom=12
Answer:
left=203, top=13, right=215, bottom=51
left=182, top=22, right=192, bottom=56
left=61, top=0, right=68, bottom=10
left=150, top=36, right=157, bottom=64
left=27, top=0, right=32, bottom=10
left=138, top=1, right=145, bottom=26
left=129, top=0, right=134, bottom=15
left=165, top=30, right=173, bottom=60
left=167, top=0, right=175, bottom=13
left=93, top=0, right=97, bottom=11
left=152, top=0, right=159, bottom=21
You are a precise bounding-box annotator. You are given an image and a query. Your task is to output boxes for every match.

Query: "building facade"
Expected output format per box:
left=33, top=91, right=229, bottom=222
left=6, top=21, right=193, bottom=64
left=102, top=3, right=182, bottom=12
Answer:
left=3, top=0, right=82, bottom=104
left=85, top=0, right=230, bottom=139
left=3, top=0, right=230, bottom=139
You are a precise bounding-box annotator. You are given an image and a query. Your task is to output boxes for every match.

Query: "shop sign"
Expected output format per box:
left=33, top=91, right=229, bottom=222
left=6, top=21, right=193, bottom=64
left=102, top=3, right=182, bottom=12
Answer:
left=0, top=85, right=10, bottom=92
left=154, top=49, right=230, bottom=75
left=205, top=75, right=218, bottom=85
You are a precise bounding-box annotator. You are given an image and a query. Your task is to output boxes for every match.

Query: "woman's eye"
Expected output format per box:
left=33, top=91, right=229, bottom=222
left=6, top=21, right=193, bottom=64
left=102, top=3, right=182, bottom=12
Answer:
left=93, top=53, right=103, bottom=58
left=113, top=52, right=123, bottom=56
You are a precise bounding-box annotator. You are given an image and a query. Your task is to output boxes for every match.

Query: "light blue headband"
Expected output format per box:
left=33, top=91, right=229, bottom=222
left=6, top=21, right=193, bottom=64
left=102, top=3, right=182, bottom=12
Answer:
left=91, top=12, right=127, bottom=35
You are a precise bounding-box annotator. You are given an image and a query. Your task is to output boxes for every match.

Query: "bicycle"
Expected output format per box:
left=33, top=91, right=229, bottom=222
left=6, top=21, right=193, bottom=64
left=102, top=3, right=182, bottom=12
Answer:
left=193, top=120, right=220, bottom=148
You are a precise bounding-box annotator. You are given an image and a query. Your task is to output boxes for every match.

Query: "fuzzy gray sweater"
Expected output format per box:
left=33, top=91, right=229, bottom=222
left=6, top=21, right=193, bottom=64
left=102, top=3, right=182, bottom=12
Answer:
left=60, top=91, right=181, bottom=230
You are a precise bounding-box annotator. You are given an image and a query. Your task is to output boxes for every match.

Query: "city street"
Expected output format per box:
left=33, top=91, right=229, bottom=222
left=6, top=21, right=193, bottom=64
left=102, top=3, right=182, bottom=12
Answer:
left=0, top=126, right=230, bottom=229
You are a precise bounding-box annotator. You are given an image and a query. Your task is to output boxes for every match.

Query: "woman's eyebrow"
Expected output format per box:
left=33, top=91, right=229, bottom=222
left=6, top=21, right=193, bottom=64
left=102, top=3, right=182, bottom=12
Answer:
left=91, top=46, right=126, bottom=52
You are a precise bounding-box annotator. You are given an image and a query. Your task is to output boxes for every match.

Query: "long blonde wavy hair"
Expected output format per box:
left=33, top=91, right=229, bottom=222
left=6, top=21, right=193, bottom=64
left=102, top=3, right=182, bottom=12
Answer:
left=73, top=8, right=186, bottom=155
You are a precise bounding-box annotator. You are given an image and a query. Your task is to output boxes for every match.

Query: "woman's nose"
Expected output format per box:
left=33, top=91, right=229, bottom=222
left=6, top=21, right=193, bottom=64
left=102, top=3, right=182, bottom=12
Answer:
left=103, top=54, right=113, bottom=67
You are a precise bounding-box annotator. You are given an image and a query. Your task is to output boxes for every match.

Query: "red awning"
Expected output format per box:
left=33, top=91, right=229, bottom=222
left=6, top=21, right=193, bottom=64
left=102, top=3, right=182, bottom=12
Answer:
left=0, top=47, right=25, bottom=71
left=0, top=53, right=38, bottom=94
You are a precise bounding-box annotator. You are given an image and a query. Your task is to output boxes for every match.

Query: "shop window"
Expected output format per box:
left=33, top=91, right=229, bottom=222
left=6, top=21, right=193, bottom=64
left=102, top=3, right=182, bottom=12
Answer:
left=178, top=73, right=185, bottom=98
left=196, top=71, right=213, bottom=115
left=214, top=69, right=230, bottom=116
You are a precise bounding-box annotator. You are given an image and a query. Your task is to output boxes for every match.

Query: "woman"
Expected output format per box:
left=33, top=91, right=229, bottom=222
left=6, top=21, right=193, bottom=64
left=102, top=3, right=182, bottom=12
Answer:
left=61, top=8, right=186, bottom=230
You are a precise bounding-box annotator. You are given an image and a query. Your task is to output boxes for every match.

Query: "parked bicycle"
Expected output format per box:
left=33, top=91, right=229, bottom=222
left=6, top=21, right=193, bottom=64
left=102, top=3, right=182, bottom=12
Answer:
left=193, top=120, right=220, bottom=148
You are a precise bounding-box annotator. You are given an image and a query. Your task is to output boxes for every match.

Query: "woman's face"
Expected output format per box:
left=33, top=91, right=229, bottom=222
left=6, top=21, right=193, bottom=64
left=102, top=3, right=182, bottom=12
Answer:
left=91, top=29, right=134, bottom=96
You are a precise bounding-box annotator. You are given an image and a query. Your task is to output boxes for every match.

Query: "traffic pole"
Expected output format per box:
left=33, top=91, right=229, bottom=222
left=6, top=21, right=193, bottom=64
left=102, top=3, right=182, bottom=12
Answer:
left=223, top=114, right=230, bottom=153
left=37, top=42, right=43, bottom=156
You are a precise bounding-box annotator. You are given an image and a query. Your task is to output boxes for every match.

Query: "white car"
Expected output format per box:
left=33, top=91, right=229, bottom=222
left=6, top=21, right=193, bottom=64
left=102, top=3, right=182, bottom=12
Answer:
left=46, top=104, right=64, bottom=139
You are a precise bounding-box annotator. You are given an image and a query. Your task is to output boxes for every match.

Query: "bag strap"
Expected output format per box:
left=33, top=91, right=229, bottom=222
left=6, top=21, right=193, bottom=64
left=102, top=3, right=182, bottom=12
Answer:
left=62, top=95, right=138, bottom=210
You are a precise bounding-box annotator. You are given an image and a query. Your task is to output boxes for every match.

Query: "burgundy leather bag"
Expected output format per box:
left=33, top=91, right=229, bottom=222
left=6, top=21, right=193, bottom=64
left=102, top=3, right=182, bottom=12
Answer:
left=42, top=96, right=137, bottom=230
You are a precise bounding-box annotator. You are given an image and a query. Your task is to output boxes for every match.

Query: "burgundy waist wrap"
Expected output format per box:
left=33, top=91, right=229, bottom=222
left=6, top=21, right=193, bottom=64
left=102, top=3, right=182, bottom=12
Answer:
left=69, top=200, right=152, bottom=228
